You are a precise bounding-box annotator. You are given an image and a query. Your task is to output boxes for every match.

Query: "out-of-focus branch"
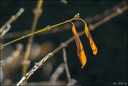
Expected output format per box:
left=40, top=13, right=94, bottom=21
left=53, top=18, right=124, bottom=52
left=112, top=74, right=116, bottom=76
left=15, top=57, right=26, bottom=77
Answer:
left=2, top=0, right=127, bottom=39
left=85, top=0, right=127, bottom=24
left=0, top=25, right=11, bottom=38
left=62, top=48, right=77, bottom=85
left=2, top=43, right=23, bottom=71
left=1, top=41, right=55, bottom=74
left=62, top=48, right=71, bottom=82
left=60, top=0, right=67, bottom=4
left=50, top=63, right=65, bottom=82
left=0, top=8, right=24, bottom=33
left=1, top=44, right=23, bottom=84
left=22, top=0, right=43, bottom=76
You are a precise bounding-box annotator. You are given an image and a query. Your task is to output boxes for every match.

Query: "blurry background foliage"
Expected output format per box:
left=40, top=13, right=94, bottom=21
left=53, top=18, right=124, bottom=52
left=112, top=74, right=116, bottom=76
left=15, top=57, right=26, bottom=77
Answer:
left=0, top=0, right=127, bottom=85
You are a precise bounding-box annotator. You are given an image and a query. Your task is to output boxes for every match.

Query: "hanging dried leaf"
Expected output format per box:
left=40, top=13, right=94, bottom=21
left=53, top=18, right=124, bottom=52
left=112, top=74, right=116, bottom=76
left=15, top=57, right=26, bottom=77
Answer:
left=84, top=24, right=98, bottom=55
left=71, top=22, right=87, bottom=68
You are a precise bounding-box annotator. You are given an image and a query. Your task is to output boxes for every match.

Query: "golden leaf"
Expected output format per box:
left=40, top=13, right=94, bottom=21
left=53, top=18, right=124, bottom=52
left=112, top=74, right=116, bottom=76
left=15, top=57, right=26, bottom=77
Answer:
left=84, top=24, right=98, bottom=55
left=71, top=22, right=87, bottom=68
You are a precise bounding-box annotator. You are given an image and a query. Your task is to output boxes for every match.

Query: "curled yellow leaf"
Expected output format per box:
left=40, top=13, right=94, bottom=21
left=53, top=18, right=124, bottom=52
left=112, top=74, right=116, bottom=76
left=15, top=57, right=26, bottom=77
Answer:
left=84, top=23, right=98, bottom=55
left=71, top=22, right=87, bottom=68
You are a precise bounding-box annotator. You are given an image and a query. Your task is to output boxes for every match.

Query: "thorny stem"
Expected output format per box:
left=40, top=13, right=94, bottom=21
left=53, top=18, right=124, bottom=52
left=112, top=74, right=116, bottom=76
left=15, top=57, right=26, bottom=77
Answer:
left=22, top=0, right=43, bottom=76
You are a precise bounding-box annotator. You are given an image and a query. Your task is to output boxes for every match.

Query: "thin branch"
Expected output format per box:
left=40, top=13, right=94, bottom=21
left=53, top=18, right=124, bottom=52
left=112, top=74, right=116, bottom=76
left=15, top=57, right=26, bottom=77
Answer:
left=1, top=18, right=75, bottom=48
left=16, top=52, right=53, bottom=86
left=67, top=79, right=77, bottom=86
left=0, top=24, right=11, bottom=38
left=1, top=25, right=50, bottom=48
left=62, top=48, right=71, bottom=82
left=0, top=43, right=3, bottom=49
left=22, top=0, right=44, bottom=76
left=84, top=0, right=127, bottom=24
left=1, top=43, right=23, bottom=65
left=89, top=5, right=128, bottom=31
left=49, top=63, right=65, bottom=82
left=2, top=0, right=127, bottom=39
left=1, top=43, right=23, bottom=73
left=1, top=41, right=54, bottom=73
left=62, top=48, right=77, bottom=85
left=0, top=8, right=24, bottom=33
left=7, top=44, right=23, bottom=63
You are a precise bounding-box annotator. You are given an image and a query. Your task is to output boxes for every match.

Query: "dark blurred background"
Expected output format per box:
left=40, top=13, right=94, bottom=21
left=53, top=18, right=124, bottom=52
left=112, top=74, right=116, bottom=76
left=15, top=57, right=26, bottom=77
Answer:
left=0, top=0, right=127, bottom=85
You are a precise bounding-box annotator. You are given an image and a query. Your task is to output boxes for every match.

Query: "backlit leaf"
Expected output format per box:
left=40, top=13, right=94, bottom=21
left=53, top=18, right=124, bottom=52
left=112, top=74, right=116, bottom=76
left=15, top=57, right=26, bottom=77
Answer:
left=71, top=22, right=87, bottom=68
left=84, top=24, right=98, bottom=55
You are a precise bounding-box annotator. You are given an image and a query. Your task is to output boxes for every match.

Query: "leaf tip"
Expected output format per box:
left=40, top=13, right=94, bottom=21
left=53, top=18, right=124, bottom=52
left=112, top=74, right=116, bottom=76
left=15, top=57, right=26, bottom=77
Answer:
left=81, top=64, right=85, bottom=68
left=92, top=44, right=98, bottom=55
left=93, top=50, right=98, bottom=55
left=78, top=50, right=87, bottom=68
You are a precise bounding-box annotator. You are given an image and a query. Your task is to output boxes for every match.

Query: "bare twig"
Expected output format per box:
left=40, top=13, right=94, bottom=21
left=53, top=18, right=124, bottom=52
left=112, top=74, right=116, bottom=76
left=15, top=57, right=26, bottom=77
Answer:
left=16, top=53, right=53, bottom=86
left=0, top=8, right=24, bottom=33
left=1, top=25, right=51, bottom=48
left=63, top=47, right=77, bottom=86
left=1, top=41, right=54, bottom=72
left=50, top=63, right=65, bottom=82
left=1, top=17, right=76, bottom=48
left=2, top=43, right=23, bottom=71
left=89, top=5, right=128, bottom=31
left=0, top=43, right=3, bottom=49
left=2, top=0, right=127, bottom=39
left=62, top=48, right=71, bottom=83
left=0, top=24, right=11, bottom=38
left=84, top=0, right=127, bottom=24
left=22, top=0, right=43, bottom=76
left=66, top=79, right=77, bottom=85
left=7, top=44, right=23, bottom=63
